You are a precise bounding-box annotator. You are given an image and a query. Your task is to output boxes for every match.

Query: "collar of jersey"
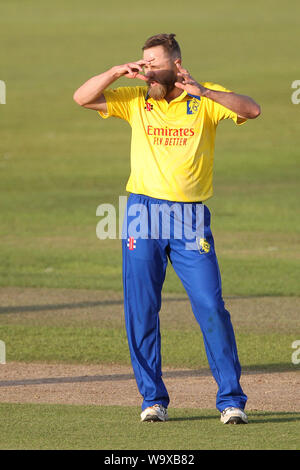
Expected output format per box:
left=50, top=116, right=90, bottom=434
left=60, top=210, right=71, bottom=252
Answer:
left=145, top=90, right=200, bottom=102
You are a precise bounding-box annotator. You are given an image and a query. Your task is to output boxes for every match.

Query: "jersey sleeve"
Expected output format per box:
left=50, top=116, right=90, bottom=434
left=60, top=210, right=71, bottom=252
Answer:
left=97, top=86, right=140, bottom=124
left=202, top=82, right=247, bottom=126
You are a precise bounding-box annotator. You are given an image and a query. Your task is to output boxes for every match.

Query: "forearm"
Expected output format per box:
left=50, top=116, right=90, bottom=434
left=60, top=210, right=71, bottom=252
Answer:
left=203, top=89, right=261, bottom=119
left=73, top=67, right=120, bottom=106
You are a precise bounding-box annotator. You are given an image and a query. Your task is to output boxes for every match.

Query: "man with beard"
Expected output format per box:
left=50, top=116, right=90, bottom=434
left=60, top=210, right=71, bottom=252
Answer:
left=73, top=33, right=261, bottom=425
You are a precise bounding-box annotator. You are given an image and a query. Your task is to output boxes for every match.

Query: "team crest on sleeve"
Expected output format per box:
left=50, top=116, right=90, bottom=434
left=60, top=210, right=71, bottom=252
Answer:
left=196, top=237, right=210, bottom=254
left=187, top=98, right=200, bottom=115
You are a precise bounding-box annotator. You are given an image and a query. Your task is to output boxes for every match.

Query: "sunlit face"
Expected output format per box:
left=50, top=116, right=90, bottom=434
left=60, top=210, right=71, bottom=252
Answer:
left=143, top=46, right=180, bottom=100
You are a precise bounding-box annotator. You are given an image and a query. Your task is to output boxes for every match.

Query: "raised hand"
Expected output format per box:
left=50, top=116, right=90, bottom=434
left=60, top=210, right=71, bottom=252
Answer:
left=114, top=59, right=154, bottom=81
left=174, top=63, right=207, bottom=96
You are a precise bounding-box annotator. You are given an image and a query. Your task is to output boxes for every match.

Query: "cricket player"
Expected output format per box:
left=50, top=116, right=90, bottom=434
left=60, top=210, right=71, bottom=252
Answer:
left=73, top=33, right=261, bottom=424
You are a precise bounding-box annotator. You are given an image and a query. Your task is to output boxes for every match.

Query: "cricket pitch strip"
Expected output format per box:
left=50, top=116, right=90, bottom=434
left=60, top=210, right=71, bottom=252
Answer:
left=0, top=288, right=299, bottom=412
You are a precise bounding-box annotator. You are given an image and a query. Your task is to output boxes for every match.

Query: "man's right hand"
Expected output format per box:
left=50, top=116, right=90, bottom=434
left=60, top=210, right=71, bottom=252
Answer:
left=112, top=60, right=152, bottom=81
left=73, top=59, right=153, bottom=112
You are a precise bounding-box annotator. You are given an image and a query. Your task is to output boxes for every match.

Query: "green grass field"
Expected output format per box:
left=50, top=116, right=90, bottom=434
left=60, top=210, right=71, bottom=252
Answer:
left=0, top=404, right=299, bottom=450
left=0, top=0, right=300, bottom=451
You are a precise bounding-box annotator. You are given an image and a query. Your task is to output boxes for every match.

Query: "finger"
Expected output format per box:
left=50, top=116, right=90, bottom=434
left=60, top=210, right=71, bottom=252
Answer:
left=126, top=65, right=143, bottom=75
left=126, top=71, right=147, bottom=81
left=125, top=66, right=134, bottom=75
left=176, top=62, right=189, bottom=74
left=127, top=63, right=143, bottom=72
left=177, top=71, right=190, bottom=79
left=135, top=73, right=148, bottom=81
left=131, top=59, right=154, bottom=70
left=137, top=58, right=154, bottom=65
left=176, top=62, right=184, bottom=70
left=178, top=73, right=195, bottom=86
left=174, top=81, right=186, bottom=90
left=125, top=69, right=139, bottom=79
left=177, top=68, right=191, bottom=80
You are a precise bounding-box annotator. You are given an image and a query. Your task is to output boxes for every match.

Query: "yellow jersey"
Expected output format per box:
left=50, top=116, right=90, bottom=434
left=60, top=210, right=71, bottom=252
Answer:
left=98, top=83, right=246, bottom=202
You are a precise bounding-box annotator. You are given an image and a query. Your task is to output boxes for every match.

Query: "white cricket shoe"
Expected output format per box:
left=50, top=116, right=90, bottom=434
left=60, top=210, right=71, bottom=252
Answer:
left=220, top=407, right=248, bottom=424
left=140, top=404, right=168, bottom=422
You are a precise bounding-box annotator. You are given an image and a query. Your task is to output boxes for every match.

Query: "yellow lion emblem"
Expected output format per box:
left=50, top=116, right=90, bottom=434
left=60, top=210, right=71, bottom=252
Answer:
left=196, top=238, right=210, bottom=254
left=188, top=98, right=200, bottom=114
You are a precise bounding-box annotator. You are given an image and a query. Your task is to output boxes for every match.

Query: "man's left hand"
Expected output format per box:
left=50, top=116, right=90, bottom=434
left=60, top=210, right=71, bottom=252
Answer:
left=174, top=63, right=208, bottom=96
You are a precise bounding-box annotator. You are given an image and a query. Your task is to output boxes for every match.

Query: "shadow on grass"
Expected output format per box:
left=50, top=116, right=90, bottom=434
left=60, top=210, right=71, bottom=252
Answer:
left=249, top=412, right=300, bottom=424
left=0, top=299, right=125, bottom=314
left=0, top=294, right=276, bottom=315
left=0, top=365, right=298, bottom=388
left=0, top=297, right=191, bottom=315
left=169, top=414, right=217, bottom=422
left=243, top=364, right=299, bottom=373
left=170, top=411, right=300, bottom=424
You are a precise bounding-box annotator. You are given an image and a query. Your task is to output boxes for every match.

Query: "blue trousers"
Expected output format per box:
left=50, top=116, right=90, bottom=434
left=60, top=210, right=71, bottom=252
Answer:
left=122, top=193, right=247, bottom=412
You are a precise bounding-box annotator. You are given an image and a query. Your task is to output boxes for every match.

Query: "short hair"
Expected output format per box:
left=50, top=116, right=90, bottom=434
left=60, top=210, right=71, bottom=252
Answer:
left=142, top=33, right=181, bottom=59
